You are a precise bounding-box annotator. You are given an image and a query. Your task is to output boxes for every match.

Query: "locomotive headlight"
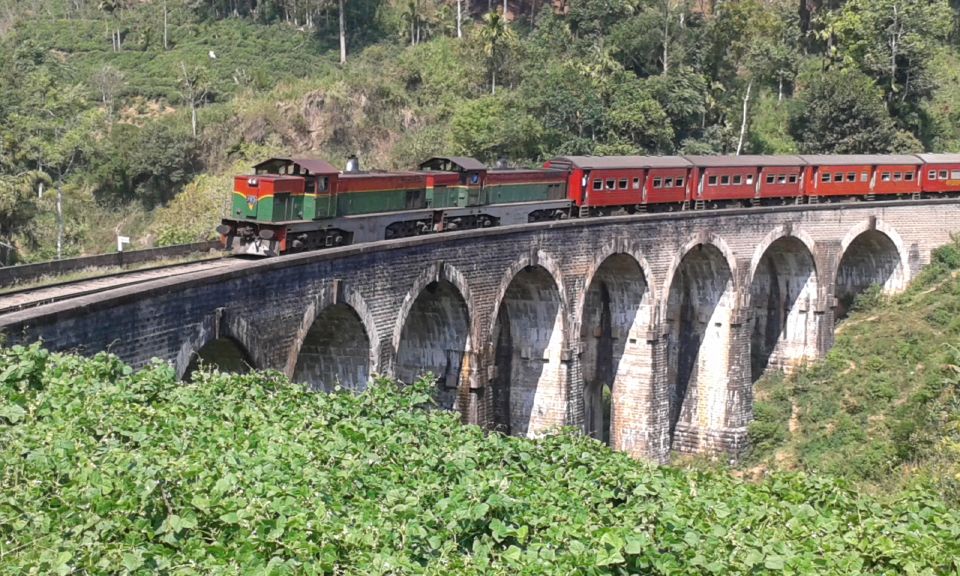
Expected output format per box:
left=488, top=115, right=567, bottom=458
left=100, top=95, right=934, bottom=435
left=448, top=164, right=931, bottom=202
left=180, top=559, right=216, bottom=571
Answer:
left=259, top=229, right=275, bottom=240
left=248, top=177, right=258, bottom=186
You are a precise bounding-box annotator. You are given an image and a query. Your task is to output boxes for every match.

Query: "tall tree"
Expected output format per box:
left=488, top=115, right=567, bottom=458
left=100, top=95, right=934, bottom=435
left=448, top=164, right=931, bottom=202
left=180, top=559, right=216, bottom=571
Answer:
left=476, top=9, right=516, bottom=94
left=178, top=61, right=209, bottom=138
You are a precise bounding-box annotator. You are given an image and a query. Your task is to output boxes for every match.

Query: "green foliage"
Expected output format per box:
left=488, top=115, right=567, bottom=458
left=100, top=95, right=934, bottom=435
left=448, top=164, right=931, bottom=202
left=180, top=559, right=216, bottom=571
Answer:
left=3, top=342, right=960, bottom=574
left=748, top=237, right=960, bottom=504
left=4, top=0, right=960, bottom=259
left=789, top=67, right=903, bottom=154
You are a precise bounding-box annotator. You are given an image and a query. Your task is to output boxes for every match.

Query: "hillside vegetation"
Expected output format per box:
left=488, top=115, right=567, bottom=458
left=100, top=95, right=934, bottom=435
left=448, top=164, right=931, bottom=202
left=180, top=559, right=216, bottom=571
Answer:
left=3, top=0, right=960, bottom=261
left=2, top=343, right=960, bottom=574
left=746, top=238, right=960, bottom=504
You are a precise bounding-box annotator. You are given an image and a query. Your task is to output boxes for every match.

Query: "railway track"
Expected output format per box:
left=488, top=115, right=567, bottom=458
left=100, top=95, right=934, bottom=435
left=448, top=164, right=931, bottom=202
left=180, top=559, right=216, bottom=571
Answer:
left=0, top=257, right=248, bottom=316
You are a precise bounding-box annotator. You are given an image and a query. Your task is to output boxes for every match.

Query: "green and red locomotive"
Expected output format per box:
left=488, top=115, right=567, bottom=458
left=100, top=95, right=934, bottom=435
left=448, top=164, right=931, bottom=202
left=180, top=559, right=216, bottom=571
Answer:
left=218, top=152, right=960, bottom=256
left=217, top=156, right=570, bottom=256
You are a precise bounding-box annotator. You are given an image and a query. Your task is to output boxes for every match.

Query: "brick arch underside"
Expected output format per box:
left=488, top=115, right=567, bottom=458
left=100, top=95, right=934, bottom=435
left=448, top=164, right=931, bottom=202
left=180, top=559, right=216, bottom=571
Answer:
left=665, top=243, right=736, bottom=451
left=292, top=303, right=370, bottom=392
left=491, top=265, right=566, bottom=438
left=835, top=230, right=903, bottom=321
left=749, top=236, right=819, bottom=382
left=183, top=336, right=254, bottom=381
left=395, top=280, right=471, bottom=411
left=580, top=254, right=652, bottom=447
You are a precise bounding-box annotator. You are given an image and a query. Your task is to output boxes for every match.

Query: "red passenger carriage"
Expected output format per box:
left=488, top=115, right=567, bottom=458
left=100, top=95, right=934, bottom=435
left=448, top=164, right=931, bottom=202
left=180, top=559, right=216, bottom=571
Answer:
left=800, top=155, right=922, bottom=200
left=916, top=153, right=960, bottom=195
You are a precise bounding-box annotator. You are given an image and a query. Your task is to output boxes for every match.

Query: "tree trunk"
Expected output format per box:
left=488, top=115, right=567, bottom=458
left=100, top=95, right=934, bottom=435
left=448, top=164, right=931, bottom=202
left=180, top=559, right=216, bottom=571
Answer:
left=56, top=186, right=63, bottom=260
left=191, top=101, right=197, bottom=138
left=163, top=0, right=168, bottom=50
left=662, top=0, right=669, bottom=73
left=491, top=68, right=496, bottom=95
left=457, top=0, right=462, bottom=38
left=736, top=79, right=753, bottom=156
left=339, top=0, right=346, bottom=64
left=502, top=0, right=507, bottom=18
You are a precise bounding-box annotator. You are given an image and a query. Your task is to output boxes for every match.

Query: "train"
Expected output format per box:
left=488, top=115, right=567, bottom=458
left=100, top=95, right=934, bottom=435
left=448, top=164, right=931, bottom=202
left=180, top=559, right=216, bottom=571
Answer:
left=217, top=153, right=960, bottom=256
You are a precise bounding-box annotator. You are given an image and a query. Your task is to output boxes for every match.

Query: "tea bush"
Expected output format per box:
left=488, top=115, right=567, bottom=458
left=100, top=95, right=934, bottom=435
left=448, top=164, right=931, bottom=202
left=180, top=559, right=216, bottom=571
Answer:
left=2, top=343, right=959, bottom=574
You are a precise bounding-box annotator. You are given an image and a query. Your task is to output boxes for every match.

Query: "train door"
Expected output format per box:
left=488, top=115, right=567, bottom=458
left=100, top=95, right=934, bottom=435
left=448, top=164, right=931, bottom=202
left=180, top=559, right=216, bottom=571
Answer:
left=273, top=193, right=297, bottom=221
left=464, top=170, right=484, bottom=205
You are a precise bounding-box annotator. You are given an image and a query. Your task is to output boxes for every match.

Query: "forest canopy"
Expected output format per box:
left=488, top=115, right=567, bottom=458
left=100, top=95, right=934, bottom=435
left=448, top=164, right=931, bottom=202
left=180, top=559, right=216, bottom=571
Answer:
left=1, top=0, right=959, bottom=261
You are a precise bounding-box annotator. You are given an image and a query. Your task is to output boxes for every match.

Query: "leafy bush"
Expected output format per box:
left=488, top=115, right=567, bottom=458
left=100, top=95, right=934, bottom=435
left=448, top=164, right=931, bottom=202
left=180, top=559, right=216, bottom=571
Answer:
left=2, top=343, right=960, bottom=574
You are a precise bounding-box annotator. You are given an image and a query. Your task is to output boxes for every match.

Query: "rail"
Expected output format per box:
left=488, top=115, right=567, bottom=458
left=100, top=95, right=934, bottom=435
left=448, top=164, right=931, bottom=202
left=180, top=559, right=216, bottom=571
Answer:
left=0, top=257, right=243, bottom=316
left=0, top=241, right=221, bottom=288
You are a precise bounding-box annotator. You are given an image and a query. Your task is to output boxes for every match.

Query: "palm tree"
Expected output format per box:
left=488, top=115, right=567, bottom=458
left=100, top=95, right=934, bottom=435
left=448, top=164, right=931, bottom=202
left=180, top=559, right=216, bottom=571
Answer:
left=477, top=9, right=516, bottom=94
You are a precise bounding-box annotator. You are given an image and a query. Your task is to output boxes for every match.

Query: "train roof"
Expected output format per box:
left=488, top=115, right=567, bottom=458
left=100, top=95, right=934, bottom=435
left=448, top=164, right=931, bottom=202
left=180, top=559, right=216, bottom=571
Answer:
left=254, top=157, right=339, bottom=174
left=683, top=154, right=806, bottom=167
left=798, top=154, right=923, bottom=166
left=915, top=153, right=960, bottom=164
left=419, top=156, right=487, bottom=172
left=549, top=156, right=691, bottom=169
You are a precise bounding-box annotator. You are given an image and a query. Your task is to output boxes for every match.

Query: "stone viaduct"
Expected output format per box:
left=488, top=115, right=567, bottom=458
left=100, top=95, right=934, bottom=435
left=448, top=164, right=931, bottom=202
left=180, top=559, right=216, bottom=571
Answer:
left=2, top=201, right=958, bottom=463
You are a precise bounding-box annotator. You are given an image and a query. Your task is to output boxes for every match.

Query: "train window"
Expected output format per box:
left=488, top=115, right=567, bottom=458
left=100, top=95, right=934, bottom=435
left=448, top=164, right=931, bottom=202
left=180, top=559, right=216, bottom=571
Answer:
left=319, top=177, right=329, bottom=192
left=746, top=175, right=755, bottom=185
left=766, top=175, right=775, bottom=184
left=904, top=172, right=914, bottom=181
left=789, top=174, right=798, bottom=183
left=846, top=173, right=856, bottom=182
left=709, top=176, right=718, bottom=185
left=894, top=172, right=902, bottom=181
left=606, top=179, right=616, bottom=190
left=676, top=177, right=685, bottom=187
left=653, top=178, right=662, bottom=188
left=721, top=175, right=730, bottom=185
left=822, top=173, right=831, bottom=183
left=665, top=178, right=674, bottom=187
left=929, top=170, right=938, bottom=180
left=733, top=175, right=742, bottom=185
left=593, top=179, right=603, bottom=191
left=861, top=172, right=868, bottom=182
left=778, top=175, right=787, bottom=184
left=305, top=178, right=316, bottom=194
left=952, top=170, right=960, bottom=179
left=882, top=172, right=891, bottom=182
left=940, top=170, right=949, bottom=179
left=633, top=177, right=641, bottom=189
left=618, top=179, right=628, bottom=189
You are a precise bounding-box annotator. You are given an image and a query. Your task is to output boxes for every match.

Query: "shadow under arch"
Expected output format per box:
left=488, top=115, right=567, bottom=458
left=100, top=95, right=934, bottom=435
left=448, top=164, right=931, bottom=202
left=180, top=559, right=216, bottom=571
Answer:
left=490, top=263, right=567, bottom=438
left=663, top=242, right=736, bottom=450
left=182, top=336, right=254, bottom=381
left=394, top=279, right=471, bottom=410
left=292, top=303, right=371, bottom=392
left=835, top=228, right=904, bottom=322
left=579, top=253, right=652, bottom=446
left=748, top=235, right=819, bottom=382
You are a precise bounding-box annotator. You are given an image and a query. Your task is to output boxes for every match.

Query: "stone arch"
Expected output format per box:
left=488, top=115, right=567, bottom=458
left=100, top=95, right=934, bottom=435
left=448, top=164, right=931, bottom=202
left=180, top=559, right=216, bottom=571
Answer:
left=488, top=252, right=568, bottom=438
left=177, top=310, right=258, bottom=381
left=392, top=263, right=473, bottom=410
left=658, top=233, right=739, bottom=324
left=747, top=231, right=820, bottom=382
left=579, top=252, right=653, bottom=448
left=835, top=220, right=908, bottom=321
left=182, top=337, right=254, bottom=381
left=662, top=240, right=738, bottom=451
left=287, top=282, right=378, bottom=392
